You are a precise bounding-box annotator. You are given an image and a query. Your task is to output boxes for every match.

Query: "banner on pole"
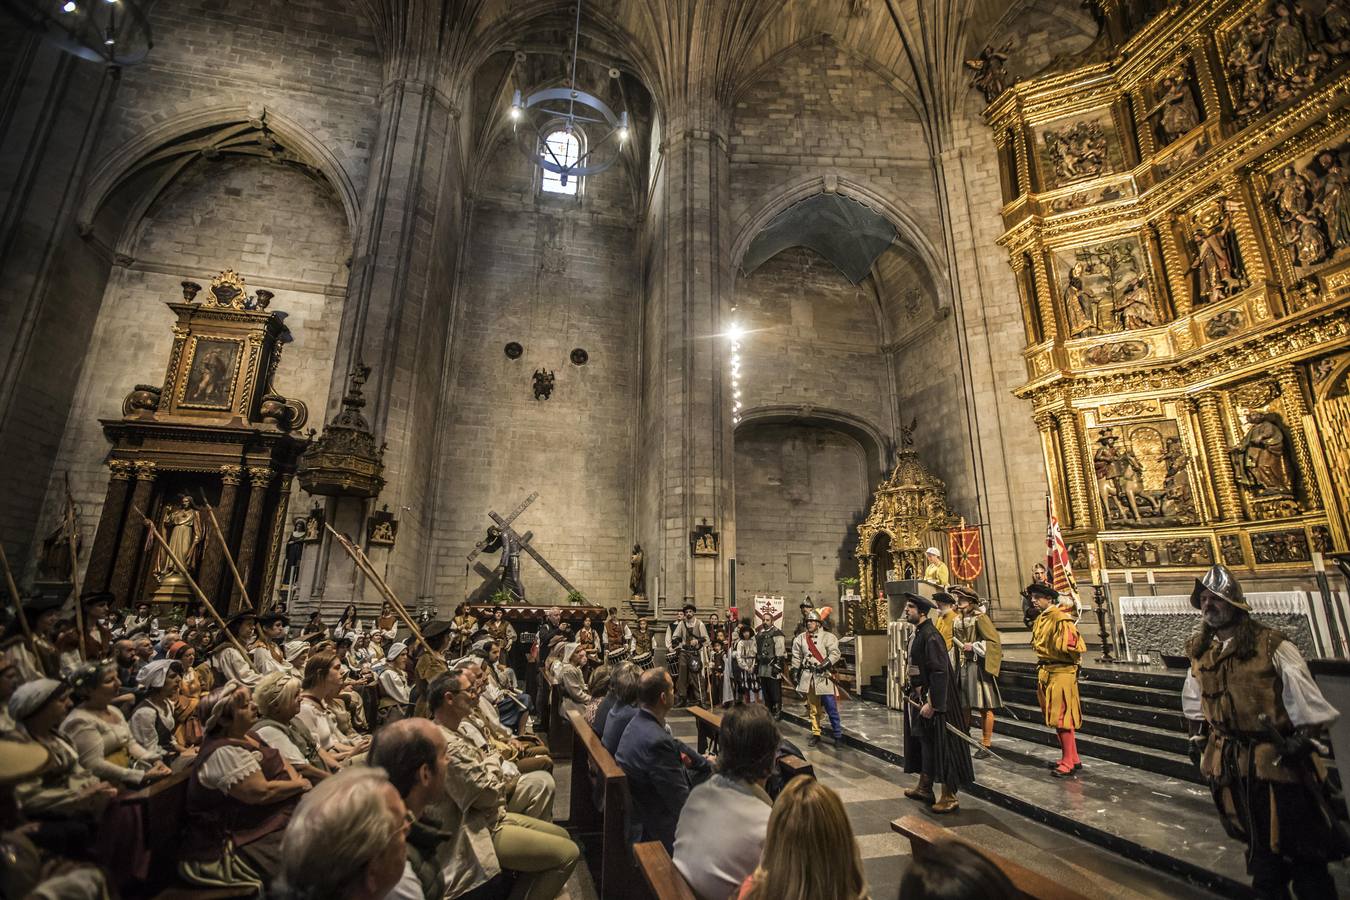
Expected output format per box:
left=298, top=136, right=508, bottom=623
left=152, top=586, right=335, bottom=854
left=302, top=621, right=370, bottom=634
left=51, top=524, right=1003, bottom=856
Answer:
left=753, top=595, right=785, bottom=628
left=947, top=525, right=984, bottom=582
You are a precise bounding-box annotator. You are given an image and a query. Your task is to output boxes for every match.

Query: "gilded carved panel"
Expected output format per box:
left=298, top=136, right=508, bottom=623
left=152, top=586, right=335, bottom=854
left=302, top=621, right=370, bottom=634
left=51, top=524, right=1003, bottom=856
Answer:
left=1053, top=236, right=1162, bottom=338
left=1035, top=109, right=1125, bottom=191
left=1088, top=418, right=1200, bottom=528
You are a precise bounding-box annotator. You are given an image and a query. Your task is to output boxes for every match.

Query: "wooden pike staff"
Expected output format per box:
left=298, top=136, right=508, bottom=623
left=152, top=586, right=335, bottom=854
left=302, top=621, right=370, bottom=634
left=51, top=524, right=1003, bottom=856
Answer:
left=0, top=544, right=36, bottom=655
left=195, top=490, right=252, bottom=612
left=64, top=475, right=87, bottom=661
left=323, top=522, right=430, bottom=655
left=137, top=509, right=254, bottom=664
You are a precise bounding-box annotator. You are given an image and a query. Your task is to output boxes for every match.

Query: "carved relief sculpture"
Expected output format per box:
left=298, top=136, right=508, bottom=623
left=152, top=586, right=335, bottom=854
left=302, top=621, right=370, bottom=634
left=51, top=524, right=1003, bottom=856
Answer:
left=1268, top=143, right=1350, bottom=270
left=1042, top=120, right=1109, bottom=182
left=1091, top=420, right=1198, bottom=527
left=1057, top=238, right=1159, bottom=336
left=1226, top=2, right=1349, bottom=119
left=1185, top=198, right=1247, bottom=305
left=1149, top=66, right=1201, bottom=146
left=1231, top=411, right=1294, bottom=496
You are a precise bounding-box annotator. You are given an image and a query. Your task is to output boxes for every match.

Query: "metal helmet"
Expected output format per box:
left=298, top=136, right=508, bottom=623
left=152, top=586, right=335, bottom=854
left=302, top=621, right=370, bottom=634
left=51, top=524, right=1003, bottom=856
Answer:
left=803, top=610, right=821, bottom=623
left=1189, top=564, right=1249, bottom=611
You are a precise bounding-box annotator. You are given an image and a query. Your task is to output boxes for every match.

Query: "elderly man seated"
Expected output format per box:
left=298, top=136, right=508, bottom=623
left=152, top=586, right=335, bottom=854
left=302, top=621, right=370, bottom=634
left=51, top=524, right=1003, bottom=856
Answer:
left=427, top=669, right=579, bottom=900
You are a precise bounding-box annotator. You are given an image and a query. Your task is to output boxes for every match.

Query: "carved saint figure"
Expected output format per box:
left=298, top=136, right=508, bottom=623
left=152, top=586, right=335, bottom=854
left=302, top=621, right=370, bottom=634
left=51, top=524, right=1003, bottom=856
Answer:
left=1112, top=275, right=1157, bottom=330
left=1316, top=156, right=1350, bottom=247
left=964, top=43, right=1011, bottom=104
left=1233, top=412, right=1293, bottom=495
left=1095, top=432, right=1153, bottom=522
left=1188, top=202, right=1245, bottom=305
left=155, top=494, right=203, bottom=578
left=1269, top=3, right=1310, bottom=81
left=629, top=543, right=645, bottom=596
left=1151, top=72, right=1200, bottom=144
left=1161, top=437, right=1194, bottom=518
left=1294, top=212, right=1329, bottom=266
left=1064, top=262, right=1096, bottom=337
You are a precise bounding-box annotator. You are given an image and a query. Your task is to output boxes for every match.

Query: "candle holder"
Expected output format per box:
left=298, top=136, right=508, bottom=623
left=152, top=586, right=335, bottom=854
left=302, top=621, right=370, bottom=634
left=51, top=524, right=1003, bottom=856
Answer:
left=1093, top=583, right=1116, bottom=663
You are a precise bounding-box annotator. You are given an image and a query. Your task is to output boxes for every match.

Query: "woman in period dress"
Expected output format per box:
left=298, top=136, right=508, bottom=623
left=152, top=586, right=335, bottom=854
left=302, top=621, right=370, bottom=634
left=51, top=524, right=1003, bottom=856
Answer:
left=733, top=623, right=761, bottom=703
left=129, top=659, right=196, bottom=768
left=575, top=617, right=600, bottom=670
left=61, top=662, right=172, bottom=788
left=557, top=643, right=592, bottom=718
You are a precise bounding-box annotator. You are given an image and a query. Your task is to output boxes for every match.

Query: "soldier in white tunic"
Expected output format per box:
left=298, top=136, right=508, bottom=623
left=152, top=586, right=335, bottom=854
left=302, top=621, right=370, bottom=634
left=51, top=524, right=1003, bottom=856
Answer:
left=790, top=611, right=842, bottom=747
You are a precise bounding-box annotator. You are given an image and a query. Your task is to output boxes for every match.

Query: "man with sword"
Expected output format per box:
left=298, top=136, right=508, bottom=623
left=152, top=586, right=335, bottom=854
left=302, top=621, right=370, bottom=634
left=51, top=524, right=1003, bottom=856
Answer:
left=790, top=610, right=843, bottom=747
left=900, top=592, right=973, bottom=814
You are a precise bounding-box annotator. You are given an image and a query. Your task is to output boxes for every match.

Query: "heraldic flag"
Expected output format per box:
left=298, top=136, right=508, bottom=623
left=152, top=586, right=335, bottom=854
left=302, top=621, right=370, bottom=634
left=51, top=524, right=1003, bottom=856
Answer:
left=1045, top=495, right=1080, bottom=610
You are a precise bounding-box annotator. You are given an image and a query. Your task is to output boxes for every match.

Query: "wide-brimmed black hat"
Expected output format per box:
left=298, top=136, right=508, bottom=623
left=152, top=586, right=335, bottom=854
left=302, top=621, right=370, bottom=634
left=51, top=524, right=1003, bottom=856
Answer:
left=257, top=612, right=289, bottom=627
left=423, top=620, right=454, bottom=641
left=80, top=591, right=115, bottom=608
left=901, top=592, right=935, bottom=614
left=208, top=611, right=257, bottom=651
left=933, top=592, right=955, bottom=607
left=23, top=595, right=63, bottom=615
left=1025, top=582, right=1059, bottom=601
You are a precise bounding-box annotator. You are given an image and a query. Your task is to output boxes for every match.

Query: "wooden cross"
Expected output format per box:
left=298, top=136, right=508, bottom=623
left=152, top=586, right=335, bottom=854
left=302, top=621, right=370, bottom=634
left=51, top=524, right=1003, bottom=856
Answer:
left=467, top=493, right=580, bottom=599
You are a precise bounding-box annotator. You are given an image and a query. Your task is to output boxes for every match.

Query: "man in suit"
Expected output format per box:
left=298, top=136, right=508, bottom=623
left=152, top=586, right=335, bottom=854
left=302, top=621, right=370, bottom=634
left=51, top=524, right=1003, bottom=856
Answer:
left=615, top=668, right=712, bottom=851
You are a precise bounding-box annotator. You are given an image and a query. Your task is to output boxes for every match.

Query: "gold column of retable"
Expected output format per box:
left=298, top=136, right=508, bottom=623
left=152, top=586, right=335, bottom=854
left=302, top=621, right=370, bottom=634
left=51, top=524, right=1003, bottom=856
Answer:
left=1274, top=365, right=1321, bottom=510
left=1195, top=392, right=1243, bottom=521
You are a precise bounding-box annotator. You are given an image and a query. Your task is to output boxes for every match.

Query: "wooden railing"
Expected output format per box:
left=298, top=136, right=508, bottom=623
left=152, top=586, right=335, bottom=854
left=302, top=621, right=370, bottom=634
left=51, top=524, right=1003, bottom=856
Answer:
left=541, top=667, right=571, bottom=759
left=892, top=815, right=1094, bottom=900
left=567, top=710, right=636, bottom=898
left=633, top=841, right=698, bottom=900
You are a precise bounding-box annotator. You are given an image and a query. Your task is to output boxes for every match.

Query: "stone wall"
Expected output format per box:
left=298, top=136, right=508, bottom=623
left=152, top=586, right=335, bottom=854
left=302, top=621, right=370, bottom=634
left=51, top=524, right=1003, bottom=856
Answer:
left=734, top=422, right=870, bottom=632
left=33, top=156, right=350, bottom=577
left=428, top=134, right=641, bottom=607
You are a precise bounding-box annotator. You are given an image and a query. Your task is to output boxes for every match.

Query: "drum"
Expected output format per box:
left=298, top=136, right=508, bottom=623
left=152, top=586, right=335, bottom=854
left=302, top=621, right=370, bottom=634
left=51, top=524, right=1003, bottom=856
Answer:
left=632, top=650, right=653, bottom=670
left=606, top=646, right=630, bottom=663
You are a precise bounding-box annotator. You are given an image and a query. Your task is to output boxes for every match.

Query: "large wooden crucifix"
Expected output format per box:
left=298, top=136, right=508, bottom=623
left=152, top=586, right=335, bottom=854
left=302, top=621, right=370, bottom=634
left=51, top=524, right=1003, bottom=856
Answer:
left=466, top=492, right=579, bottom=602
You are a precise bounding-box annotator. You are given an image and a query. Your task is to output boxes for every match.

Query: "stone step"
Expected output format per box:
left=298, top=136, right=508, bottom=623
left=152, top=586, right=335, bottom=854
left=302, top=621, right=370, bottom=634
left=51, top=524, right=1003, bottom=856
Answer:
left=995, top=707, right=1200, bottom=784
left=999, top=670, right=1184, bottom=711
left=1002, top=659, right=1185, bottom=691
left=1002, top=700, right=1192, bottom=758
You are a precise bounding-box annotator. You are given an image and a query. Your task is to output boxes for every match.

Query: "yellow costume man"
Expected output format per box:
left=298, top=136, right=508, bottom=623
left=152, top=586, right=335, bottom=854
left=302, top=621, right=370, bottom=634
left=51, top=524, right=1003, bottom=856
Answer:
left=932, top=592, right=957, bottom=651
left=923, top=547, right=950, bottom=586
left=1028, top=582, right=1084, bottom=777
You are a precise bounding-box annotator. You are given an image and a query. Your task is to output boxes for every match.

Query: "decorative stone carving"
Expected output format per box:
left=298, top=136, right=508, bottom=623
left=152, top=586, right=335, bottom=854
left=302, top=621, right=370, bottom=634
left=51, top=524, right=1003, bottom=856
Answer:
left=1205, top=309, right=1245, bottom=339
left=1269, top=142, right=1350, bottom=271
left=965, top=42, right=1012, bottom=105
left=296, top=362, right=386, bottom=498
left=122, top=384, right=161, bottom=416
left=1056, top=237, right=1159, bottom=337
left=1251, top=529, right=1310, bottom=563
left=1149, top=64, right=1201, bottom=147
left=1226, top=2, right=1350, bottom=120
left=1165, top=537, right=1214, bottom=567
left=1085, top=340, right=1150, bottom=366
left=1231, top=411, right=1295, bottom=497
left=1090, top=419, right=1197, bottom=527
left=1219, top=534, right=1246, bottom=566
left=1184, top=197, right=1247, bottom=305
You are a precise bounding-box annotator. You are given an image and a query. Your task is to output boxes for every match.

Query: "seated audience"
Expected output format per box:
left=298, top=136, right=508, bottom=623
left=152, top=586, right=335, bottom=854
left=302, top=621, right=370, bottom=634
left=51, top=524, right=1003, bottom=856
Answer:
left=129, top=658, right=194, bottom=767
left=0, top=737, right=108, bottom=900
left=583, top=666, right=610, bottom=727
left=61, top=662, right=171, bottom=787
left=601, top=662, right=642, bottom=754
left=427, top=669, right=579, bottom=900
left=168, top=641, right=209, bottom=747
left=0, top=656, right=20, bottom=732
left=210, top=612, right=263, bottom=686
left=276, top=767, right=409, bottom=900
left=378, top=641, right=413, bottom=725
left=111, top=640, right=139, bottom=689
left=453, top=658, right=555, bottom=815
left=615, top=668, right=711, bottom=851
left=478, top=640, right=532, bottom=732
left=896, top=839, right=1017, bottom=900
left=251, top=612, right=293, bottom=675
left=295, top=649, right=369, bottom=765
left=252, top=671, right=331, bottom=782
left=738, top=778, right=866, bottom=900
left=673, top=703, right=780, bottom=900
left=465, top=659, right=552, bottom=775
left=183, top=682, right=311, bottom=886
left=8, top=679, right=116, bottom=821
left=369, top=718, right=454, bottom=900
left=557, top=643, right=591, bottom=718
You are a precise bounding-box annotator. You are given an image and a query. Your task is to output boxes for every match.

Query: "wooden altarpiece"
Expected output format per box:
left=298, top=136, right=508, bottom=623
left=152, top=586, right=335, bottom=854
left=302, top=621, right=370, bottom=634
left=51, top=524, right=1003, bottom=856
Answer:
left=84, top=270, right=310, bottom=612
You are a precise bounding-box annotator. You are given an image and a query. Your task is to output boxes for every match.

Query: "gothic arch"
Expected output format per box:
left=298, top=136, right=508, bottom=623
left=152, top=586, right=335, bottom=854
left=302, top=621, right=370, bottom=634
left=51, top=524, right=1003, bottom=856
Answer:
left=735, top=404, right=890, bottom=482
left=76, top=106, right=361, bottom=248
left=730, top=173, right=952, bottom=314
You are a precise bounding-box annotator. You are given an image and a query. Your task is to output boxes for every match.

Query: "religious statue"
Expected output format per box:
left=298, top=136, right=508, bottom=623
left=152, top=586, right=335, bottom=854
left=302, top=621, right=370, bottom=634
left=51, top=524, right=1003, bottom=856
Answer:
left=1149, top=69, right=1200, bottom=145
left=1232, top=412, right=1294, bottom=496
left=1094, top=431, right=1154, bottom=522
left=303, top=502, right=324, bottom=541
left=900, top=415, right=917, bottom=448
left=1161, top=437, right=1195, bottom=518
left=629, top=543, right=645, bottom=597
left=484, top=524, right=525, bottom=600
left=367, top=504, right=398, bottom=547
left=154, top=493, right=203, bottom=578
left=1064, top=262, right=1096, bottom=337
left=1226, top=2, right=1349, bottom=118
left=1112, top=275, right=1157, bottom=330
left=690, top=518, right=719, bottom=557
left=532, top=368, right=555, bottom=401
left=964, top=42, right=1011, bottom=104
left=1316, top=153, right=1350, bottom=248
left=1187, top=200, right=1246, bottom=305
left=283, top=518, right=306, bottom=588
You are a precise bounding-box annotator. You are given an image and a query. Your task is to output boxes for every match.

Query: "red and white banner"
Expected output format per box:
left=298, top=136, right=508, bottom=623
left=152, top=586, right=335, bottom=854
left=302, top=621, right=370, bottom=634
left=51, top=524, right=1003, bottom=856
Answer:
left=1045, top=498, right=1081, bottom=610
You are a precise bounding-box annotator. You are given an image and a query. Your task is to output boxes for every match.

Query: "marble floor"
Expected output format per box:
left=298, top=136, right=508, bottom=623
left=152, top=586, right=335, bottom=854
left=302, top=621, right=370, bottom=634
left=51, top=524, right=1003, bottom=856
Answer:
left=554, top=708, right=1286, bottom=899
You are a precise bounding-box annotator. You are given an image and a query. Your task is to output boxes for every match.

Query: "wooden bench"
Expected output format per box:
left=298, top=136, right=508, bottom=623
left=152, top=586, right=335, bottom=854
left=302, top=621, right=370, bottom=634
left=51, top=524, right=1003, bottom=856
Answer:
left=542, top=667, right=571, bottom=759
left=567, top=710, right=636, bottom=898
left=892, top=816, right=1093, bottom=900
left=686, top=705, right=814, bottom=788
left=633, top=841, right=698, bottom=900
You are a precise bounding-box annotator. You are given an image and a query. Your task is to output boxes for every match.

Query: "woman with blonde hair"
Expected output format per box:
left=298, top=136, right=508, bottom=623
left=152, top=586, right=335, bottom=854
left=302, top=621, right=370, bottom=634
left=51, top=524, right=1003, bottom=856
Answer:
left=738, top=778, right=867, bottom=900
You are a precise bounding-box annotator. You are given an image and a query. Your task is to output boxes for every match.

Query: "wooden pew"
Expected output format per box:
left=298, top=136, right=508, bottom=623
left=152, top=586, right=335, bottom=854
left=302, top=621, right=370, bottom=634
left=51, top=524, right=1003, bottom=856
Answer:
left=892, top=816, right=1094, bottom=900
left=686, top=705, right=814, bottom=787
left=542, top=667, right=571, bottom=759
left=633, top=841, right=698, bottom=900
left=567, top=710, right=634, bottom=898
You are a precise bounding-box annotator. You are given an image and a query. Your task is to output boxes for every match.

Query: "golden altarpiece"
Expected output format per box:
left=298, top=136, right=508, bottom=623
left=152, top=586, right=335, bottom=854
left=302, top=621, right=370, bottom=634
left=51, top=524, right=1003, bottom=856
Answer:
left=986, top=0, right=1350, bottom=581
left=85, top=270, right=310, bottom=611
left=855, top=446, right=957, bottom=630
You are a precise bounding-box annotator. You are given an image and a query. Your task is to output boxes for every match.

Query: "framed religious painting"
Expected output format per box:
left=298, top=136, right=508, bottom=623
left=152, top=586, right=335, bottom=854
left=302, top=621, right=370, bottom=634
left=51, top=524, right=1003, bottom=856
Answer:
left=179, top=336, right=242, bottom=410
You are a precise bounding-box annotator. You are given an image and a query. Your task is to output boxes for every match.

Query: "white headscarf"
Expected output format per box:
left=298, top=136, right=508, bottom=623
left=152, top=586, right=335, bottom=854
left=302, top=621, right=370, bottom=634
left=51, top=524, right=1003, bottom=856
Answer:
left=136, top=659, right=181, bottom=690
left=386, top=641, right=408, bottom=662
left=559, top=642, right=581, bottom=667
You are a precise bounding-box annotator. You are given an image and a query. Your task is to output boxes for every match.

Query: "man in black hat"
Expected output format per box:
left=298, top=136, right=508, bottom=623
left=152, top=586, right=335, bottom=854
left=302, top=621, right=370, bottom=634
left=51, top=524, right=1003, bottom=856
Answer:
left=23, top=595, right=63, bottom=677
left=414, top=620, right=453, bottom=718
left=1028, top=581, right=1084, bottom=776
left=1184, top=564, right=1346, bottom=898
left=251, top=612, right=292, bottom=674
left=667, top=604, right=709, bottom=708
left=209, top=611, right=261, bottom=685
left=900, top=592, right=972, bottom=813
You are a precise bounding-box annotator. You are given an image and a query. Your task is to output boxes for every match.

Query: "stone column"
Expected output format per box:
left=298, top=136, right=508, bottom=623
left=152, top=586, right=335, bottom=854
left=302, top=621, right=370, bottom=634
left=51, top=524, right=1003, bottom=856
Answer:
left=1274, top=366, right=1320, bottom=509
left=1053, top=409, right=1094, bottom=531
left=231, top=466, right=273, bottom=612
left=110, top=462, right=156, bottom=605
left=85, top=460, right=133, bottom=592
left=198, top=465, right=243, bottom=604
left=1195, top=392, right=1243, bottom=521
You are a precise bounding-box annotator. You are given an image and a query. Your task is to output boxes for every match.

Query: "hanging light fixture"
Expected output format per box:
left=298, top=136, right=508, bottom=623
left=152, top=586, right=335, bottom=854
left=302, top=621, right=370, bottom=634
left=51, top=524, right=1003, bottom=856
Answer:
left=1, top=0, right=152, bottom=66
left=508, top=0, right=628, bottom=187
